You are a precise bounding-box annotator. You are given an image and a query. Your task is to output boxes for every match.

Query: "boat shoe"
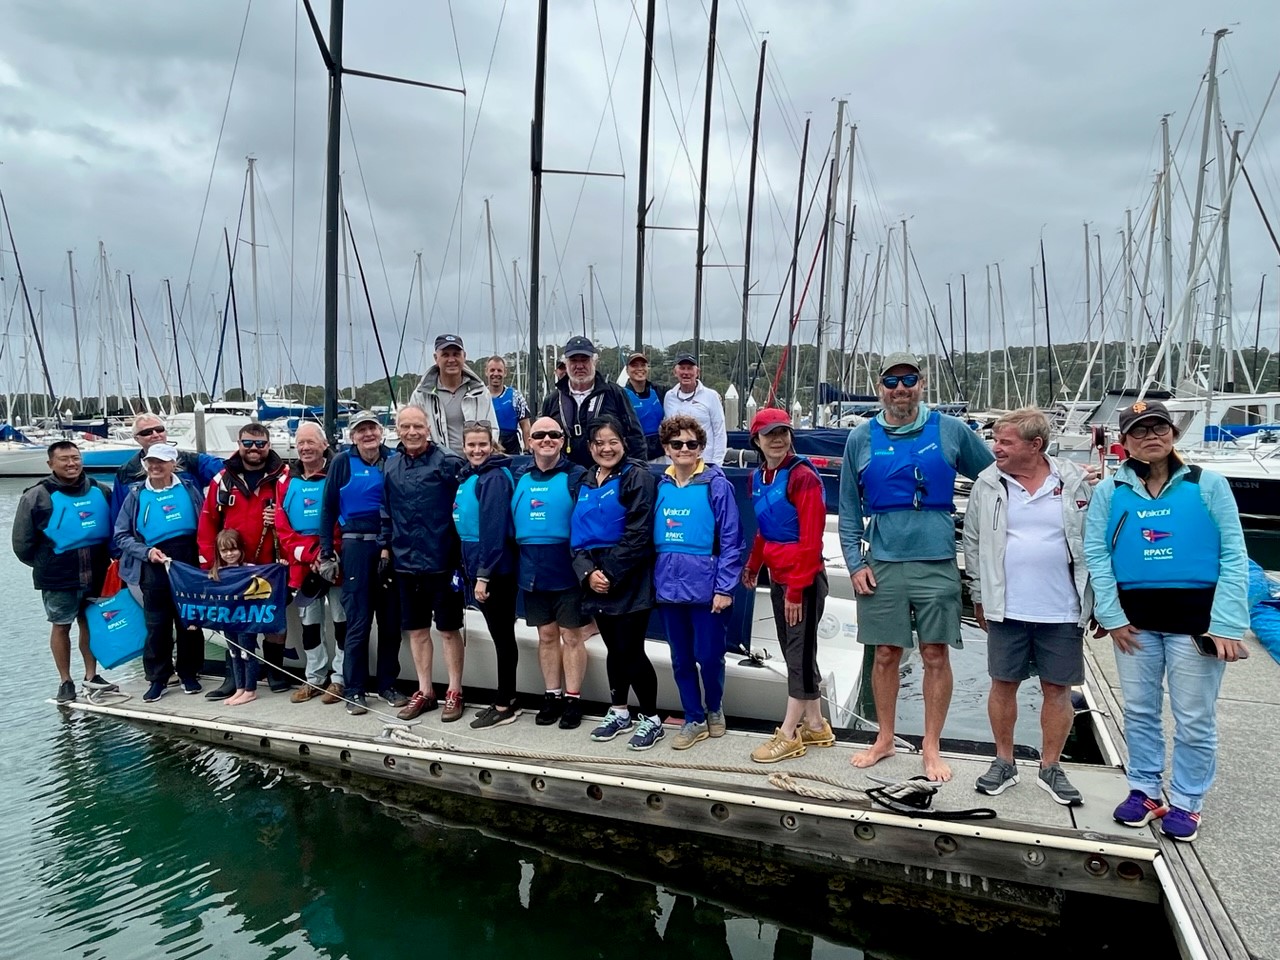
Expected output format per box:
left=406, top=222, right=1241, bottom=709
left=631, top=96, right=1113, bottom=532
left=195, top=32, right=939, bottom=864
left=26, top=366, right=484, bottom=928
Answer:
left=750, top=728, right=806, bottom=764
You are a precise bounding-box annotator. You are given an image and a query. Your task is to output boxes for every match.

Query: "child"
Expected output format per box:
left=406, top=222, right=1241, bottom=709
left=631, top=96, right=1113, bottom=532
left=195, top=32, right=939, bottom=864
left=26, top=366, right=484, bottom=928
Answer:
left=211, top=529, right=260, bottom=706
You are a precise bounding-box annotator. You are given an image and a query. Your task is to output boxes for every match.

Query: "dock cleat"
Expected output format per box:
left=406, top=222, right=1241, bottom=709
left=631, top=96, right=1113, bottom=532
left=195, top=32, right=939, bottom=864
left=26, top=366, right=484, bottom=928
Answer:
left=1113, top=790, right=1167, bottom=827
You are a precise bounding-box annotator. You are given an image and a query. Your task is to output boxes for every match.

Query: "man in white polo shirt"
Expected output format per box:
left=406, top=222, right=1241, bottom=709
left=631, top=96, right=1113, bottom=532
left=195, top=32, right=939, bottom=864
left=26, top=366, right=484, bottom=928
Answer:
left=663, top=353, right=726, bottom=464
left=962, top=407, right=1094, bottom=806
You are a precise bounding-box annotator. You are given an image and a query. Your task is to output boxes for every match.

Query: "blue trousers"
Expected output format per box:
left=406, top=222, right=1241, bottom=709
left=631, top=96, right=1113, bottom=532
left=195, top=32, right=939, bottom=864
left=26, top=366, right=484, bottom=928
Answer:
left=340, top=538, right=402, bottom=697
left=661, top=603, right=729, bottom=725
left=228, top=634, right=260, bottom=691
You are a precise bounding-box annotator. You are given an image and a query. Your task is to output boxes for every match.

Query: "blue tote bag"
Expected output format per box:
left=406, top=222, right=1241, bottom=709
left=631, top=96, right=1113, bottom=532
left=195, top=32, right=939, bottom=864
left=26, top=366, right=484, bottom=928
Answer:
left=86, top=590, right=148, bottom=670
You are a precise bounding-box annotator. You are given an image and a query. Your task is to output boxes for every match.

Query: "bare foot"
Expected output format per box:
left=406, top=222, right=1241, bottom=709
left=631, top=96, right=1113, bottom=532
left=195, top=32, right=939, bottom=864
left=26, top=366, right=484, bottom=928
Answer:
left=922, top=752, right=952, bottom=782
left=850, top=741, right=897, bottom=768
left=224, top=691, right=245, bottom=706
left=237, top=691, right=257, bottom=706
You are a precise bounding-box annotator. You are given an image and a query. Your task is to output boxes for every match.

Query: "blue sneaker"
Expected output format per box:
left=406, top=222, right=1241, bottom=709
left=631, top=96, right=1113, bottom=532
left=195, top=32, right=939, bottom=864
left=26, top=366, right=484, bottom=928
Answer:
left=181, top=677, right=203, bottom=695
left=590, top=710, right=634, bottom=742
left=1159, top=807, right=1200, bottom=842
left=627, top=716, right=665, bottom=751
left=1113, top=790, right=1167, bottom=827
left=143, top=681, right=166, bottom=703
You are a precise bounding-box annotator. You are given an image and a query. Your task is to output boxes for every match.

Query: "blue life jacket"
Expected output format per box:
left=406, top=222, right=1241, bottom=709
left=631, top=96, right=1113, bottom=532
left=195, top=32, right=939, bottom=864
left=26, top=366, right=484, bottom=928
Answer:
left=46, top=486, right=110, bottom=554
left=570, top=468, right=629, bottom=550
left=512, top=470, right=573, bottom=544
left=282, top=476, right=326, bottom=537
left=137, top=485, right=198, bottom=546
left=860, top=411, right=956, bottom=514
left=86, top=589, right=147, bottom=669
left=1105, top=468, right=1220, bottom=590
left=654, top=481, right=715, bottom=556
left=751, top=457, right=817, bottom=544
left=453, top=467, right=513, bottom=542
left=339, top=457, right=384, bottom=527
left=492, top=386, right=519, bottom=433
left=625, top=383, right=664, bottom=436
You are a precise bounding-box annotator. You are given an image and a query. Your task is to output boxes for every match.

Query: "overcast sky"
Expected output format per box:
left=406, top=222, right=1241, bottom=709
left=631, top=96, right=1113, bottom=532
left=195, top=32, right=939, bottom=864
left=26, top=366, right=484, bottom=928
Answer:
left=2, top=0, right=1279, bottom=401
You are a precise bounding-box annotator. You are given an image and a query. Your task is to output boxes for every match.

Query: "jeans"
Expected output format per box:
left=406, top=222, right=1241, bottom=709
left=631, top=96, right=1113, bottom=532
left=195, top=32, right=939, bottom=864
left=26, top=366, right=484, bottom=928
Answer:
left=228, top=634, right=260, bottom=691
left=1114, top=630, right=1226, bottom=813
left=661, top=604, right=729, bottom=725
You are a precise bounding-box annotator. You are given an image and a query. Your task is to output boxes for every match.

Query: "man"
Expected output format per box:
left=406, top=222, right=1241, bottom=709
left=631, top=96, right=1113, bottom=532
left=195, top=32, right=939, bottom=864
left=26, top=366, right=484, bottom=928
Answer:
left=109, top=412, right=222, bottom=534
left=663, top=353, right=726, bottom=465
left=838, top=352, right=993, bottom=782
left=197, top=421, right=292, bottom=698
left=275, top=422, right=348, bottom=704
left=408, top=334, right=498, bottom=454
left=513, top=415, right=591, bottom=729
left=319, top=410, right=405, bottom=715
left=540, top=336, right=646, bottom=468
left=12, top=440, right=117, bottom=702
left=1084, top=399, right=1249, bottom=842
left=486, top=356, right=532, bottom=455
left=962, top=408, right=1094, bottom=805
left=622, top=352, right=667, bottom=461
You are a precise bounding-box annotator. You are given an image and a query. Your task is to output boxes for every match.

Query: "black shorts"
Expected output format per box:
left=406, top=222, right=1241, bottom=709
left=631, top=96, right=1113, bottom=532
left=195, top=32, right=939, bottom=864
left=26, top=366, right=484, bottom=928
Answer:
left=986, top=618, right=1084, bottom=686
left=522, top=587, right=588, bottom=629
left=398, top=571, right=465, bottom=632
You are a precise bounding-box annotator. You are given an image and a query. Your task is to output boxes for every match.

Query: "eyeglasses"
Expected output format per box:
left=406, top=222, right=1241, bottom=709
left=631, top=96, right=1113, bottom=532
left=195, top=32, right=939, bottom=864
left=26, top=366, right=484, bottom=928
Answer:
left=135, top=425, right=165, bottom=438
left=240, top=439, right=269, bottom=449
left=881, top=374, right=920, bottom=389
left=463, top=420, right=493, bottom=430
left=1127, top=421, right=1172, bottom=440
left=530, top=430, right=564, bottom=441
left=666, top=439, right=702, bottom=450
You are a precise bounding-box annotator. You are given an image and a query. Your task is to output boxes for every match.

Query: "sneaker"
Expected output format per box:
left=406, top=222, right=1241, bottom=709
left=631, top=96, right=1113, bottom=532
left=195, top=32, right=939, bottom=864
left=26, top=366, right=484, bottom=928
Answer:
left=1159, top=807, right=1201, bottom=842
left=750, top=728, right=806, bottom=764
left=672, top=721, right=709, bottom=750
left=83, top=675, right=119, bottom=693
left=180, top=677, right=203, bottom=695
left=143, top=681, right=166, bottom=703
left=56, top=680, right=76, bottom=704
left=535, top=693, right=563, bottom=726
left=291, top=684, right=321, bottom=704
left=441, top=690, right=464, bottom=723
left=471, top=705, right=521, bottom=729
left=799, top=718, right=835, bottom=747
left=379, top=688, right=409, bottom=709
left=558, top=696, right=583, bottom=730
left=1113, top=790, right=1167, bottom=827
left=706, top=710, right=727, bottom=738
left=590, top=710, right=634, bottom=742
left=975, top=758, right=1020, bottom=796
left=627, top=716, right=665, bottom=751
left=1037, top=764, right=1083, bottom=806
left=320, top=682, right=344, bottom=705
left=397, top=690, right=437, bottom=721
left=346, top=693, right=369, bottom=716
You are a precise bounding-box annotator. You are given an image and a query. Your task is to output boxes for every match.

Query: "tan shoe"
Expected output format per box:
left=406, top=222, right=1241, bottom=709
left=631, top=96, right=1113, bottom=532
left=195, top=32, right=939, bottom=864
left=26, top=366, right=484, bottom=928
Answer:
left=799, top=718, right=835, bottom=747
left=706, top=710, right=727, bottom=738
left=320, top=682, right=343, bottom=705
left=750, top=728, right=806, bottom=764
left=672, top=721, right=710, bottom=750
left=291, top=684, right=321, bottom=704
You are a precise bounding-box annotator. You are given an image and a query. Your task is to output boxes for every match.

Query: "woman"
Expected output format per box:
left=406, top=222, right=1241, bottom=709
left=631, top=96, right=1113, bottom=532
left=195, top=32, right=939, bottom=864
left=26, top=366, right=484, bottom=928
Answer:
left=569, top=415, right=662, bottom=750
left=112, top=443, right=207, bottom=704
left=452, top=420, right=522, bottom=728
left=741, top=408, right=833, bottom=763
left=653, top=414, right=744, bottom=750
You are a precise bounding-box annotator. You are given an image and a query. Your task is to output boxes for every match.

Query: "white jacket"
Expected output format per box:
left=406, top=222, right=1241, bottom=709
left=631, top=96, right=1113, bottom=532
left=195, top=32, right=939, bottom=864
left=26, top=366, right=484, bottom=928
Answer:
left=961, top=455, right=1094, bottom=628
left=663, top=380, right=727, bottom=464
left=407, top=364, right=499, bottom=453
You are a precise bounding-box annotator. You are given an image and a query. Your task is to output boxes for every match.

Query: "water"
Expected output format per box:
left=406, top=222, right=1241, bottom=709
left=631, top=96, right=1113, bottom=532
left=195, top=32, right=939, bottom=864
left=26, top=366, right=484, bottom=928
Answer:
left=0, top=481, right=1158, bottom=958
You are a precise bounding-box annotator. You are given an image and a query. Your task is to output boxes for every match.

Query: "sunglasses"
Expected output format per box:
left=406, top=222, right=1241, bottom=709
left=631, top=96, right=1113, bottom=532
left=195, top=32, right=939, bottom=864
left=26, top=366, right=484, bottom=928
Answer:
left=463, top=420, right=493, bottom=430
left=666, top=439, right=702, bottom=450
left=1127, top=421, right=1172, bottom=440
left=530, top=430, right=564, bottom=441
left=881, top=374, right=920, bottom=389
left=240, top=439, right=269, bottom=449
left=135, top=425, right=165, bottom=438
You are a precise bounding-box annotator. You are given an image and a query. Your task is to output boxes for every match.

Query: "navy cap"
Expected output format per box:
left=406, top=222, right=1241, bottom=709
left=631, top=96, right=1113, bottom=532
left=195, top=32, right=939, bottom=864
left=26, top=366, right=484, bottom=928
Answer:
left=673, top=352, right=698, bottom=366
left=563, top=335, right=596, bottom=357
left=434, top=333, right=464, bottom=350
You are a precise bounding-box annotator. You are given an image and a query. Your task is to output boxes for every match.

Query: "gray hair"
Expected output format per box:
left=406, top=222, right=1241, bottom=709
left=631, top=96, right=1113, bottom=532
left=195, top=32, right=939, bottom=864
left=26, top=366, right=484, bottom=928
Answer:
left=132, top=412, right=164, bottom=430
left=294, top=421, right=328, bottom=446
left=993, top=407, right=1051, bottom=450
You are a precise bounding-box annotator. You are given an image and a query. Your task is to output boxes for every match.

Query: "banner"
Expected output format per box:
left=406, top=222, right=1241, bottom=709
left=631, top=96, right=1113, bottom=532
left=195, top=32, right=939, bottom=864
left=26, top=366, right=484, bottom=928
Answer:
left=168, top=560, right=288, bottom=635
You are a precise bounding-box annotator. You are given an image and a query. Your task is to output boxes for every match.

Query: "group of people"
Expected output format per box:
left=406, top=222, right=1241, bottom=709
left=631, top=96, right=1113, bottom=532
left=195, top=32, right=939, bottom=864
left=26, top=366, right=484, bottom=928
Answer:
left=13, top=340, right=1248, bottom=841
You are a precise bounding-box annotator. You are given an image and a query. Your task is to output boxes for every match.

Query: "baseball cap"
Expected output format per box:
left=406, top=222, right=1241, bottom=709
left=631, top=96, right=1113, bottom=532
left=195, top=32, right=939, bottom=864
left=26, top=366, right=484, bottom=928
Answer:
left=749, top=407, right=793, bottom=436
left=434, top=333, right=464, bottom=350
left=626, top=351, right=648, bottom=364
left=564, top=335, right=596, bottom=357
left=879, top=351, right=921, bottom=377
left=142, top=442, right=179, bottom=463
left=349, top=410, right=382, bottom=430
left=673, top=352, right=698, bottom=366
left=1118, top=398, right=1174, bottom=435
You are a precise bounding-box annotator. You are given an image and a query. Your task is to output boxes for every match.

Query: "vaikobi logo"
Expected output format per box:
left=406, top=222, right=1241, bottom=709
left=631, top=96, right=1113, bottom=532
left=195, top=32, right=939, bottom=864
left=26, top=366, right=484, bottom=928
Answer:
left=1136, top=508, right=1171, bottom=519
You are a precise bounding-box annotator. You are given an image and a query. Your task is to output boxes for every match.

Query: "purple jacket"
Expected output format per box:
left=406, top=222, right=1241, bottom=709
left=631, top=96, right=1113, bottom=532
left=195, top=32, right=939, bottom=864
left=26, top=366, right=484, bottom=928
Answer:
left=652, top=463, right=745, bottom=605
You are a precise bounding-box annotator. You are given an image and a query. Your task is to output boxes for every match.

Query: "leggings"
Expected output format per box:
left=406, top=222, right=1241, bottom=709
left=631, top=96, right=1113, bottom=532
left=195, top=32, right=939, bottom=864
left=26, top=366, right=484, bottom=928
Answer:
left=475, top=574, right=519, bottom=707
left=596, top=611, right=658, bottom=717
left=228, top=634, right=260, bottom=691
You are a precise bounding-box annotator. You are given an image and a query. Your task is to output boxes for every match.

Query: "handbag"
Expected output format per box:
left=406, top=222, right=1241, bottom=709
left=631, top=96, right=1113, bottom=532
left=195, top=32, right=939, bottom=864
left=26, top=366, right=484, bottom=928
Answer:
left=86, top=589, right=147, bottom=669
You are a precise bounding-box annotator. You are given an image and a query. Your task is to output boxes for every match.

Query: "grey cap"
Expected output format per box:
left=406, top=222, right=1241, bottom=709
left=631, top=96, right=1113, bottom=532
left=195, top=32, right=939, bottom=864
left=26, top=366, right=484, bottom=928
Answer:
left=349, top=410, right=381, bottom=430
left=879, top=351, right=922, bottom=377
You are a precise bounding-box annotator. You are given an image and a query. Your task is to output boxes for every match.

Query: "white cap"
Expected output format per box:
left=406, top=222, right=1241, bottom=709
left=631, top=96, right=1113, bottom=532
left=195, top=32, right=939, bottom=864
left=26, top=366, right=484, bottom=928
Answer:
left=142, top=443, right=179, bottom=463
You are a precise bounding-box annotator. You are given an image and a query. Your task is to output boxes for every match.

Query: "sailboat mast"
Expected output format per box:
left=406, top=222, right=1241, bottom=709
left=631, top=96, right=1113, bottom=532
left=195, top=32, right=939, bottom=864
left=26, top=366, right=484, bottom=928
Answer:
left=1160, top=115, right=1175, bottom=389
left=985, top=264, right=993, bottom=410
left=165, top=279, right=184, bottom=411
left=1095, top=233, right=1105, bottom=396
left=127, top=274, right=144, bottom=409
left=1083, top=221, right=1091, bottom=398
left=1124, top=208, right=1134, bottom=387
left=340, top=191, right=356, bottom=398
left=67, top=251, right=85, bottom=404
left=738, top=38, right=766, bottom=425
left=996, top=262, right=1009, bottom=407
left=901, top=218, right=910, bottom=354
left=633, top=0, right=656, bottom=352
left=1041, top=238, right=1053, bottom=403
left=247, top=156, right=262, bottom=396
left=961, top=272, right=967, bottom=402
left=321, top=0, right=344, bottom=439
left=815, top=100, right=845, bottom=424
left=1030, top=266, right=1038, bottom=405
left=485, top=197, right=498, bottom=357
left=838, top=124, right=857, bottom=393
left=528, top=0, right=549, bottom=406
left=691, top=0, right=720, bottom=361
left=785, top=119, right=810, bottom=409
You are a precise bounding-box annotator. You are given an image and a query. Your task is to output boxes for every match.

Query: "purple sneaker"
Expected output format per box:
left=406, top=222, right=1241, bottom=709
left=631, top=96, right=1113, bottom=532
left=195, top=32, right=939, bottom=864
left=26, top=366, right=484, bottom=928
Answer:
left=1159, top=807, right=1200, bottom=842
left=1113, top=790, right=1167, bottom=827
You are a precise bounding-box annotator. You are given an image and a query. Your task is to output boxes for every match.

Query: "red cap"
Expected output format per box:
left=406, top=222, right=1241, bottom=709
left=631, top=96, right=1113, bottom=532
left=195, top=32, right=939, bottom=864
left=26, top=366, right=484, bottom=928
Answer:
left=749, top=407, right=793, bottom=436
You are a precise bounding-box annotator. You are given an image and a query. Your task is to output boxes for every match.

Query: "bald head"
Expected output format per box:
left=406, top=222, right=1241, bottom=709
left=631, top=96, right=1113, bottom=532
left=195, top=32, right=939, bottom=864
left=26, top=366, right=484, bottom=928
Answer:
left=528, top=416, right=564, bottom=470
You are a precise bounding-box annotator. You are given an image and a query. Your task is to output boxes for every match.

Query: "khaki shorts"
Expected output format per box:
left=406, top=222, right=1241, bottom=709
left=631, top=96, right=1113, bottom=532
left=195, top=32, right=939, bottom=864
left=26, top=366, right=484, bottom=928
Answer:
left=855, top=558, right=963, bottom=648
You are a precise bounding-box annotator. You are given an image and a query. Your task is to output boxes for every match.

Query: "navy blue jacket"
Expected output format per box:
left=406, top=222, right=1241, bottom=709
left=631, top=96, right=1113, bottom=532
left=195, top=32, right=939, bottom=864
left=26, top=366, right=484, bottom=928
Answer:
left=570, top=460, right=656, bottom=615
left=514, top=456, right=586, bottom=592
left=458, top=454, right=517, bottom=581
left=379, top=442, right=464, bottom=575
left=319, top=444, right=395, bottom=555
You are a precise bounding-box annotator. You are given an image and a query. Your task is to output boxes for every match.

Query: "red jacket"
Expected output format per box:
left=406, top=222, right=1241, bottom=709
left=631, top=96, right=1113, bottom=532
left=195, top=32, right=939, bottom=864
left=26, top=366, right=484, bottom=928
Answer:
left=197, top=451, right=289, bottom=568
left=746, top=454, right=826, bottom=602
left=274, top=456, right=340, bottom=590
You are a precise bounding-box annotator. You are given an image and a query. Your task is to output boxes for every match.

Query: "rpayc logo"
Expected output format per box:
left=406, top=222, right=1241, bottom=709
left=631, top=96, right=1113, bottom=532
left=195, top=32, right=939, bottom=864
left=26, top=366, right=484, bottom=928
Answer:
left=1141, top=529, right=1171, bottom=543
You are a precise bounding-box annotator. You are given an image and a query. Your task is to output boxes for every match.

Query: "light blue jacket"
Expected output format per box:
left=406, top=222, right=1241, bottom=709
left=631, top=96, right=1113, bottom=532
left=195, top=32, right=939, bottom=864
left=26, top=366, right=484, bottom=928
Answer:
left=1083, top=460, right=1249, bottom=639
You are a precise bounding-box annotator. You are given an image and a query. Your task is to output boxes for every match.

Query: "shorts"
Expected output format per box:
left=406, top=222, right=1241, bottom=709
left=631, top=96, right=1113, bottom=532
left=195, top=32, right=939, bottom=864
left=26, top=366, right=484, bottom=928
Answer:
left=522, top=587, right=588, bottom=629
left=855, top=558, right=963, bottom=648
left=987, top=618, right=1084, bottom=686
left=397, top=571, right=464, bottom=632
left=43, top=587, right=93, bottom=626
